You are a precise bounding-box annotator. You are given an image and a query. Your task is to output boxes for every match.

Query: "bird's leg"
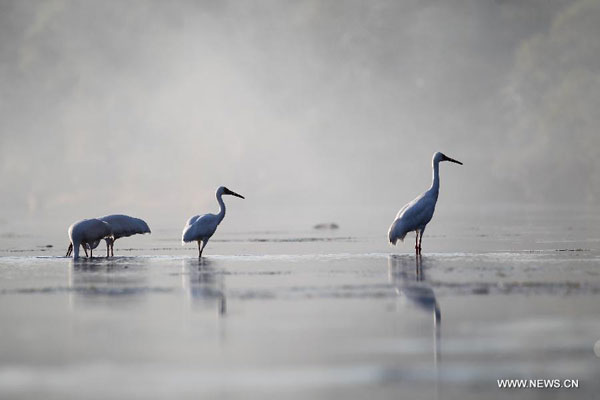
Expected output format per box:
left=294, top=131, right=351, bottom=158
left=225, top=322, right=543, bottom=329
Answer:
left=66, top=243, right=72, bottom=257
left=199, top=240, right=209, bottom=258
left=84, top=241, right=93, bottom=258
left=111, top=242, right=114, bottom=257
left=415, top=231, right=420, bottom=254
left=198, top=240, right=203, bottom=258
left=418, top=231, right=424, bottom=254
left=106, top=238, right=114, bottom=258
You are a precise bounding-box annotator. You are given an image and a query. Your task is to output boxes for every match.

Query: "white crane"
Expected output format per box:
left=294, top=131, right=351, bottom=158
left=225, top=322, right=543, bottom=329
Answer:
left=97, top=214, right=151, bottom=257
left=388, top=152, right=462, bottom=254
left=66, top=219, right=113, bottom=259
left=182, top=186, right=245, bottom=258
left=66, top=215, right=151, bottom=257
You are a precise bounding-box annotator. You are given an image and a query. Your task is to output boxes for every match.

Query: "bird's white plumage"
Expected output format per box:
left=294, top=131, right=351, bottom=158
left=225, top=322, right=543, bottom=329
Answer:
left=388, top=192, right=436, bottom=244
left=99, top=214, right=151, bottom=256
left=70, top=214, right=151, bottom=257
left=182, top=186, right=244, bottom=257
left=182, top=213, right=220, bottom=243
left=68, top=218, right=113, bottom=259
left=388, top=152, right=462, bottom=252
left=99, top=214, right=151, bottom=239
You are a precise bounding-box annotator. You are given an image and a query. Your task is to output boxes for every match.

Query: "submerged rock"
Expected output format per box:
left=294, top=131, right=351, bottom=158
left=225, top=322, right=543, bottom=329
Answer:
left=313, top=222, right=339, bottom=230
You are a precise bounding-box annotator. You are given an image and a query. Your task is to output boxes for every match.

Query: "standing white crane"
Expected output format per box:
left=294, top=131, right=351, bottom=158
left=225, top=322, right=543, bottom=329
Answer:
left=388, top=152, right=462, bottom=254
left=182, top=186, right=245, bottom=258
left=66, top=219, right=113, bottom=259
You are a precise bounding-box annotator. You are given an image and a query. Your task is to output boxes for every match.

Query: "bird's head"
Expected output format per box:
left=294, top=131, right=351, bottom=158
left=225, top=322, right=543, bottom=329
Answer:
left=434, top=152, right=463, bottom=165
left=217, top=186, right=245, bottom=199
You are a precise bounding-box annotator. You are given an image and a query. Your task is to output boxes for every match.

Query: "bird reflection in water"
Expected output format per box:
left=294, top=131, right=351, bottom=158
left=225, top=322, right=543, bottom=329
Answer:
left=181, top=258, right=227, bottom=317
left=388, top=254, right=441, bottom=392
left=67, top=257, right=149, bottom=309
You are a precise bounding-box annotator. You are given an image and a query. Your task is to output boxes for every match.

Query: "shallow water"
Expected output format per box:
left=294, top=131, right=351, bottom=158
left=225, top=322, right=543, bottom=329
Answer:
left=1, top=212, right=600, bottom=399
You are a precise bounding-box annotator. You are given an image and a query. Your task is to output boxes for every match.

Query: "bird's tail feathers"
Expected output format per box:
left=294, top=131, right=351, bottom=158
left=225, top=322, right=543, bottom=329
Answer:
left=388, top=222, right=407, bottom=246
left=182, top=231, right=194, bottom=244
left=388, top=234, right=406, bottom=246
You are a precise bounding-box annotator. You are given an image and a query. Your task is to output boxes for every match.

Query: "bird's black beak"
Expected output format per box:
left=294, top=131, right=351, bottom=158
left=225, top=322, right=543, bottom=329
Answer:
left=445, top=156, right=463, bottom=165
left=225, top=189, right=245, bottom=199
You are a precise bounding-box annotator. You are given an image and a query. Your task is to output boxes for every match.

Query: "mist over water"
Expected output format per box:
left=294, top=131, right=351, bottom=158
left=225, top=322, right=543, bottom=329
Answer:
left=1, top=0, right=599, bottom=235
left=2, top=4, right=600, bottom=398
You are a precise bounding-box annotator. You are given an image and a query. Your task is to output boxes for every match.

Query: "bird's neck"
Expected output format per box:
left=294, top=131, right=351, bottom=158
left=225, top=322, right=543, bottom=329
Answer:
left=216, top=193, right=226, bottom=222
left=430, top=160, right=440, bottom=195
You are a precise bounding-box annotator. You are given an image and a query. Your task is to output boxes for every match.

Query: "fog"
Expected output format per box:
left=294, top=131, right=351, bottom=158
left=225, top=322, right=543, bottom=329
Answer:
left=1, top=0, right=599, bottom=233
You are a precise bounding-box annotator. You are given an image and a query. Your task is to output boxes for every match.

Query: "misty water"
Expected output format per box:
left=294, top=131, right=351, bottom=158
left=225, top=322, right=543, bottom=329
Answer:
left=0, top=207, right=599, bottom=400
left=2, top=0, right=600, bottom=398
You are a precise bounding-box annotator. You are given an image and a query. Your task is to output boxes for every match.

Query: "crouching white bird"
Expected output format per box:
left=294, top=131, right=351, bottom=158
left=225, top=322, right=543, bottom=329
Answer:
left=388, top=152, right=462, bottom=254
left=66, top=215, right=151, bottom=257
left=96, top=214, right=151, bottom=257
left=66, top=218, right=113, bottom=259
left=182, top=186, right=245, bottom=258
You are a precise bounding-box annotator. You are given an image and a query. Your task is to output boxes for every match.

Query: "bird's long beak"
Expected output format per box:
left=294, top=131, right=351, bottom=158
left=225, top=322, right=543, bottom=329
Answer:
left=229, top=190, right=245, bottom=199
left=445, top=156, right=463, bottom=165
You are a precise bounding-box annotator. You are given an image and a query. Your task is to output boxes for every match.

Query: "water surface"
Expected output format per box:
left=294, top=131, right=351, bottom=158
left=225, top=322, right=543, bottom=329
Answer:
left=1, top=212, right=599, bottom=399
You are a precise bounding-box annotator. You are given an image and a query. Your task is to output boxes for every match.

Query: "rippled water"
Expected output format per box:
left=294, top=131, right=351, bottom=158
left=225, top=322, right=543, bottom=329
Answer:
left=1, top=211, right=600, bottom=399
